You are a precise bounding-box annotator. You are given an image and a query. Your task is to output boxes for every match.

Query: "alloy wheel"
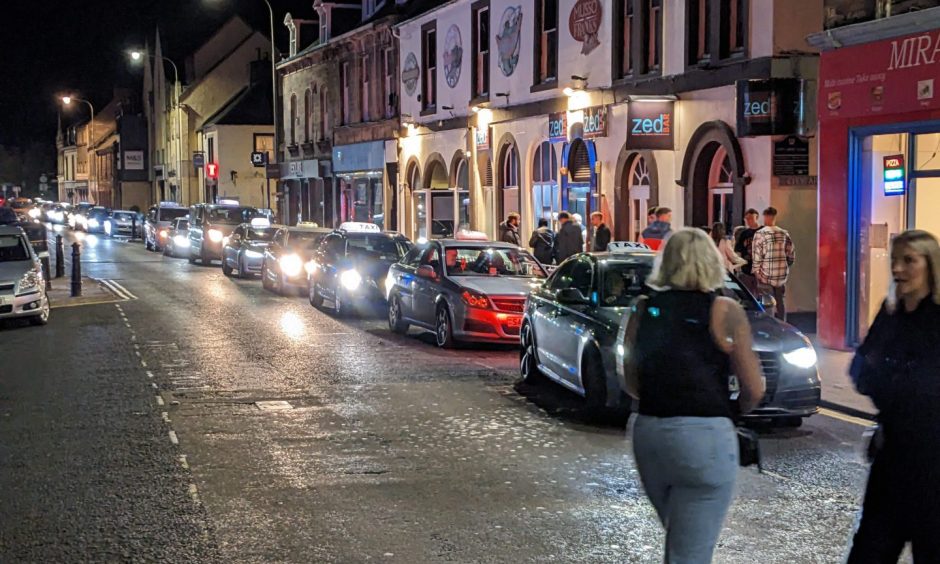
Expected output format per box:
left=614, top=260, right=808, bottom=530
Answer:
left=435, top=306, right=454, bottom=348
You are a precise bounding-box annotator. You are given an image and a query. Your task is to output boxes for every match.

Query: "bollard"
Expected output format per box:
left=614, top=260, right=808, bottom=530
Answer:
left=70, top=242, right=82, bottom=297
left=41, top=256, right=52, bottom=291
left=55, top=235, right=65, bottom=278
left=131, top=216, right=137, bottom=240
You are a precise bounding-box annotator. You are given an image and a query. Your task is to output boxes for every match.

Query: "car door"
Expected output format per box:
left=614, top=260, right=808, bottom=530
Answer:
left=532, top=260, right=576, bottom=378
left=265, top=229, right=285, bottom=280
left=537, top=257, right=595, bottom=386
left=392, top=245, right=424, bottom=320
left=412, top=244, right=443, bottom=327
left=225, top=225, right=242, bottom=266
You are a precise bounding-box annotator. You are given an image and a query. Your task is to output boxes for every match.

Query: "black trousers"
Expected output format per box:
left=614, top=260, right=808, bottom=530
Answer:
left=848, top=454, right=940, bottom=563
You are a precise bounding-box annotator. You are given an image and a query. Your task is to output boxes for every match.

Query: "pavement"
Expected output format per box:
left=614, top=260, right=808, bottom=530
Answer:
left=0, top=227, right=897, bottom=563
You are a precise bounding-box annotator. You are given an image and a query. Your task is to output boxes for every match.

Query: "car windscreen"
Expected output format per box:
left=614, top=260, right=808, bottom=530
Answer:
left=158, top=208, right=188, bottom=222
left=174, top=219, right=189, bottom=230
left=89, top=208, right=111, bottom=218
left=444, top=247, right=547, bottom=278
left=346, top=235, right=411, bottom=261
left=247, top=227, right=277, bottom=241
left=113, top=212, right=135, bottom=221
left=0, top=208, right=17, bottom=224
left=205, top=207, right=256, bottom=225
left=603, top=257, right=758, bottom=309
left=0, top=234, right=30, bottom=262
left=286, top=231, right=327, bottom=250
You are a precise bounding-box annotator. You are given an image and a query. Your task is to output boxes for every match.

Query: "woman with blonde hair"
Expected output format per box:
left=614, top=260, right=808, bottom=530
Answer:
left=623, top=228, right=764, bottom=563
left=847, top=230, right=940, bottom=562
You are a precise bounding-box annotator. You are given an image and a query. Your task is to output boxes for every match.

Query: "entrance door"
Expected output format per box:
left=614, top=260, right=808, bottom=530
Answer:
left=627, top=155, right=651, bottom=241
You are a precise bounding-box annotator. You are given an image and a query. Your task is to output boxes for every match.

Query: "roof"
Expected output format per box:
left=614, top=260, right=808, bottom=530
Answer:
left=201, top=81, right=273, bottom=128
left=0, top=225, right=26, bottom=236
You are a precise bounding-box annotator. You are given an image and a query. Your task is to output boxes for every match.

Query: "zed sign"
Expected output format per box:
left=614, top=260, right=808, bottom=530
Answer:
left=625, top=101, right=674, bottom=150
left=582, top=106, right=607, bottom=139
left=548, top=112, right=567, bottom=142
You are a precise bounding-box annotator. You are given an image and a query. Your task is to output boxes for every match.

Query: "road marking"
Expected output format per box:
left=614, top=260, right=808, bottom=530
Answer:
left=140, top=360, right=147, bottom=368
left=108, top=280, right=137, bottom=300
left=188, top=483, right=200, bottom=503
left=168, top=431, right=179, bottom=445
left=179, top=455, right=189, bottom=469
left=161, top=411, right=171, bottom=423
left=151, top=382, right=158, bottom=389
left=146, top=371, right=154, bottom=378
left=819, top=408, right=872, bottom=427
left=155, top=395, right=165, bottom=406
left=135, top=351, right=141, bottom=357
left=97, top=278, right=137, bottom=300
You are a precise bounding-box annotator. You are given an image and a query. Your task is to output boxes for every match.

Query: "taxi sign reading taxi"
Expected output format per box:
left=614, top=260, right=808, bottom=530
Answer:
left=883, top=154, right=905, bottom=196
left=250, top=151, right=267, bottom=167
left=206, top=162, right=220, bottom=179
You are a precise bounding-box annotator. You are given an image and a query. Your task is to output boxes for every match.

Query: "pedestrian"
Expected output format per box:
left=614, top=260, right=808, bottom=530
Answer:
left=647, top=206, right=658, bottom=227
left=498, top=212, right=521, bottom=246
left=712, top=222, right=746, bottom=272
left=734, top=208, right=761, bottom=295
left=847, top=230, right=940, bottom=562
left=622, top=227, right=764, bottom=564
left=590, top=211, right=611, bottom=252
left=640, top=207, right=673, bottom=251
left=528, top=218, right=555, bottom=265
left=751, top=207, right=794, bottom=321
left=553, top=211, right=583, bottom=263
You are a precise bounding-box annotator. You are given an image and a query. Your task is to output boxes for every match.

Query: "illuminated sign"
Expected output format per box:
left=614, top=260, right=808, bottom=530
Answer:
left=736, top=79, right=803, bottom=137
left=883, top=154, right=906, bottom=196
left=582, top=106, right=608, bottom=139
left=626, top=101, right=674, bottom=150
left=548, top=112, right=567, bottom=143
left=206, top=162, right=220, bottom=179
left=475, top=126, right=490, bottom=149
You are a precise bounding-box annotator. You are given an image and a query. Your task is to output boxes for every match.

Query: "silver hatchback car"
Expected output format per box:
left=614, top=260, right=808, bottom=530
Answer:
left=0, top=225, right=50, bottom=325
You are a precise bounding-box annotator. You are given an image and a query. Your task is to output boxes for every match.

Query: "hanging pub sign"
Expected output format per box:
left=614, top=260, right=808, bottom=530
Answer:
left=548, top=112, right=567, bottom=143
left=569, top=0, right=602, bottom=55
left=582, top=105, right=608, bottom=139
left=736, top=78, right=803, bottom=137
left=475, top=125, right=490, bottom=149
left=625, top=101, right=674, bottom=150
left=883, top=154, right=906, bottom=196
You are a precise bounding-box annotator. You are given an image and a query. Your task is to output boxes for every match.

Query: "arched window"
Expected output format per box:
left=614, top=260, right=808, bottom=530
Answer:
left=708, top=148, right=734, bottom=232
left=289, top=94, right=298, bottom=145
left=454, top=157, right=470, bottom=230
left=500, top=143, right=520, bottom=220
left=304, top=88, right=313, bottom=142
left=531, top=141, right=558, bottom=225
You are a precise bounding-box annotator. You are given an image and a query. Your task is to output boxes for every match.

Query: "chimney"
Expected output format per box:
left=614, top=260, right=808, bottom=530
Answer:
left=250, top=54, right=270, bottom=86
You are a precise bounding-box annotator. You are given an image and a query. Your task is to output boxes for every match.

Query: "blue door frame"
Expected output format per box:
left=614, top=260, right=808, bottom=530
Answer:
left=846, top=118, right=940, bottom=345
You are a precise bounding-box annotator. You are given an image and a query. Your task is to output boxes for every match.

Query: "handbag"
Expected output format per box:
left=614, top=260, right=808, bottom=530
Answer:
left=736, top=426, right=763, bottom=470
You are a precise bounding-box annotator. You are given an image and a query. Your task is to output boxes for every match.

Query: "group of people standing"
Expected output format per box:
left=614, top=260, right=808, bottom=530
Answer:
left=499, top=210, right=611, bottom=265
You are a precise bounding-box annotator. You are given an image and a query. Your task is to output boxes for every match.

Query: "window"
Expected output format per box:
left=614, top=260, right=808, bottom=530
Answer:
left=501, top=143, right=520, bottom=218
left=722, top=0, right=747, bottom=57
left=254, top=134, right=274, bottom=163
left=688, top=0, right=711, bottom=64
left=646, top=0, right=662, bottom=71
left=534, top=0, right=558, bottom=85
left=472, top=2, right=490, bottom=99
left=304, top=88, right=313, bottom=142
left=207, top=137, right=215, bottom=164
left=319, top=86, right=327, bottom=141
left=616, top=0, right=634, bottom=77
left=383, top=48, right=396, bottom=118
left=532, top=141, right=559, bottom=224
left=341, top=63, right=351, bottom=125
left=548, top=256, right=593, bottom=294
left=689, top=0, right=747, bottom=65
left=289, top=94, right=298, bottom=144
left=361, top=55, right=371, bottom=122
left=421, top=24, right=437, bottom=112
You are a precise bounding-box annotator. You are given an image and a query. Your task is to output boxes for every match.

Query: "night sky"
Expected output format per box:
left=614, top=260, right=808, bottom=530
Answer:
left=0, top=0, right=314, bottom=149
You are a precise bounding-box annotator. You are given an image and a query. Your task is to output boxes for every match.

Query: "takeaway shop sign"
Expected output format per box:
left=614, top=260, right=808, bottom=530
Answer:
left=569, top=0, right=602, bottom=56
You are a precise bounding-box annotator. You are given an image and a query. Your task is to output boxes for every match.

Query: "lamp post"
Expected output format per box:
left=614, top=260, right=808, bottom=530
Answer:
left=61, top=96, right=95, bottom=204
left=131, top=50, right=185, bottom=205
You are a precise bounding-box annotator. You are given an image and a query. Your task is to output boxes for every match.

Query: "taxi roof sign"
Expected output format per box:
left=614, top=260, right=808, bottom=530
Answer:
left=608, top=241, right=651, bottom=252
left=455, top=228, right=489, bottom=241
left=339, top=221, right=380, bottom=232
left=250, top=217, right=271, bottom=228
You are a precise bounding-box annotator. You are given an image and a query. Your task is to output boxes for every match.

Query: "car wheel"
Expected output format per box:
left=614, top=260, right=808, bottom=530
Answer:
left=582, top=347, right=608, bottom=411
left=200, top=247, right=211, bottom=266
left=387, top=293, right=409, bottom=334
left=237, top=255, right=249, bottom=278
left=520, top=323, right=542, bottom=383
left=221, top=255, right=233, bottom=276
left=30, top=298, right=50, bottom=326
left=261, top=263, right=273, bottom=291
left=435, top=304, right=455, bottom=349
left=308, top=279, right=323, bottom=308
left=163, top=243, right=171, bottom=257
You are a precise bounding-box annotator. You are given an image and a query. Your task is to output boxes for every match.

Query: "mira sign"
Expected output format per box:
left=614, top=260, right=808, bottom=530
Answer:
left=625, top=101, right=674, bottom=150
left=883, top=154, right=906, bottom=196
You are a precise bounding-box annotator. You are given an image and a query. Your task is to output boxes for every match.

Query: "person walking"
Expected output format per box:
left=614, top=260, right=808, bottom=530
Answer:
left=590, top=211, right=611, bottom=252
left=553, top=211, right=583, bottom=263
left=711, top=222, right=746, bottom=272
left=498, top=212, right=521, bottom=246
left=751, top=207, right=794, bottom=321
left=734, top=208, right=761, bottom=294
left=846, top=230, right=940, bottom=563
left=528, top=218, right=555, bottom=265
left=623, top=228, right=764, bottom=564
left=640, top=207, right=673, bottom=250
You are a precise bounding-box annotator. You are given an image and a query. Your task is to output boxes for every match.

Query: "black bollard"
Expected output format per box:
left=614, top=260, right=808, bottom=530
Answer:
left=41, top=256, right=52, bottom=291
left=55, top=235, right=65, bottom=278
left=131, top=216, right=137, bottom=240
left=70, top=242, right=82, bottom=297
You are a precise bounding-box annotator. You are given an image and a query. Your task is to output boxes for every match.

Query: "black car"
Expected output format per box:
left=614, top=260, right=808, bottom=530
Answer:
left=84, top=206, right=112, bottom=234
left=222, top=222, right=281, bottom=278
left=261, top=225, right=332, bottom=295
left=188, top=204, right=262, bottom=265
left=307, top=226, right=412, bottom=316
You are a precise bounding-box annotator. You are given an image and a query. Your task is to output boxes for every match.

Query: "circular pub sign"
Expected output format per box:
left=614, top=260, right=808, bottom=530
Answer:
left=402, top=52, right=420, bottom=97
left=569, top=0, right=602, bottom=55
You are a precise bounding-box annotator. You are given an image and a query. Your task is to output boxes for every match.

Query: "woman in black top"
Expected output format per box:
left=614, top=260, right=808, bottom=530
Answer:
left=623, top=228, right=764, bottom=563
left=847, top=230, right=940, bottom=562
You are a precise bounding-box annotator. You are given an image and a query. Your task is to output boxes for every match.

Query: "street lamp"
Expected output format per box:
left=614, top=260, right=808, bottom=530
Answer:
left=130, top=49, right=185, bottom=204
left=61, top=95, right=96, bottom=204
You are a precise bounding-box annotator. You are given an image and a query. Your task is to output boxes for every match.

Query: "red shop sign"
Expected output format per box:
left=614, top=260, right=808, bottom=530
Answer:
left=569, top=0, right=602, bottom=55
left=819, top=29, right=940, bottom=121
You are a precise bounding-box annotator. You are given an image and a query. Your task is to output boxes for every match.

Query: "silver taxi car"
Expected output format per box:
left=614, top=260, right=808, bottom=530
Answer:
left=0, top=225, right=50, bottom=325
left=386, top=239, right=547, bottom=347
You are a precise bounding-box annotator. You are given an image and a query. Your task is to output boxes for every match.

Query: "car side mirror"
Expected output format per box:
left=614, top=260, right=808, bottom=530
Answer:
left=760, top=293, right=777, bottom=310
left=416, top=264, right=438, bottom=280
left=556, top=288, right=591, bottom=305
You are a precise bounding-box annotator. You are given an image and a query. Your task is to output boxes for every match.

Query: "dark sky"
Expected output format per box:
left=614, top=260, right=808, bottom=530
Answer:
left=0, top=0, right=315, bottom=149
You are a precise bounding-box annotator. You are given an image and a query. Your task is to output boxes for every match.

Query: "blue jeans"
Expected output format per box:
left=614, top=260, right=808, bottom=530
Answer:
left=633, top=415, right=739, bottom=564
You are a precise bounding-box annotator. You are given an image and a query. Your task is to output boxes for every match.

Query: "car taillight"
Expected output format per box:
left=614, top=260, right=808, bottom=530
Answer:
left=462, top=290, right=491, bottom=309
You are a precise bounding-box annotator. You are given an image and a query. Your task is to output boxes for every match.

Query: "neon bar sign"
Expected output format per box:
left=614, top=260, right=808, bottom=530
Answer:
left=883, top=154, right=905, bottom=196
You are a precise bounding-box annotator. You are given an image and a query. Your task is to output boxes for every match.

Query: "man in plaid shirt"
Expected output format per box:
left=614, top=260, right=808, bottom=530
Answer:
left=752, top=206, right=794, bottom=321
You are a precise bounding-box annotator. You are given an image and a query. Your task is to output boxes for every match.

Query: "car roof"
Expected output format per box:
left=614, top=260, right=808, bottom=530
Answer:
left=589, top=250, right=657, bottom=261
left=338, top=230, right=407, bottom=239
left=285, top=225, right=331, bottom=233
left=0, top=225, right=26, bottom=236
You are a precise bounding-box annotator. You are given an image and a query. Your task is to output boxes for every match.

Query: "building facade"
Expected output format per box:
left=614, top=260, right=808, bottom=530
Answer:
left=809, top=1, right=940, bottom=349
left=396, top=0, right=822, bottom=315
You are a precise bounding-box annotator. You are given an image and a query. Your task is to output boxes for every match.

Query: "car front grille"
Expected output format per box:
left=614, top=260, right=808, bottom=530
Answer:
left=0, top=305, right=12, bottom=314
left=490, top=297, right=525, bottom=313
left=758, top=352, right=781, bottom=405
left=0, top=283, right=14, bottom=293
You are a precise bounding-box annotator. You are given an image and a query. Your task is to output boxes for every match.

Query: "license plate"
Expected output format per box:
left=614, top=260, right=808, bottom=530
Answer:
left=506, top=316, right=522, bottom=328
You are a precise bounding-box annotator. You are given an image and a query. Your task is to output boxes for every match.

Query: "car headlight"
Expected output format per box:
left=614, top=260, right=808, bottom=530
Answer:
left=28, top=208, right=41, bottom=218
left=159, top=229, right=169, bottom=239
left=244, top=249, right=263, bottom=259
left=783, top=346, right=818, bottom=369
left=17, top=270, right=40, bottom=294
left=173, top=234, right=190, bottom=247
left=207, top=228, right=224, bottom=243
left=280, top=254, right=303, bottom=277
left=340, top=269, right=362, bottom=291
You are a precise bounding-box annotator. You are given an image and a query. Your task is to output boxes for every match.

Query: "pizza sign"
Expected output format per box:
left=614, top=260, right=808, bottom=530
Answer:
left=569, top=0, right=602, bottom=55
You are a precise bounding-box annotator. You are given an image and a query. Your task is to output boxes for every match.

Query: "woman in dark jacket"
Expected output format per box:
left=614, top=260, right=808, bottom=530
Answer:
left=848, top=230, right=940, bottom=562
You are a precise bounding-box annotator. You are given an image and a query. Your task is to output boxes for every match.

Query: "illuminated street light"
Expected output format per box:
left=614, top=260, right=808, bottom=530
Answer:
left=62, top=96, right=72, bottom=105
left=130, top=50, right=143, bottom=62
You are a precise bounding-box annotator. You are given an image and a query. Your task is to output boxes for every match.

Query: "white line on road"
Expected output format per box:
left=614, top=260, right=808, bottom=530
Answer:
left=151, top=382, right=158, bottom=389
left=140, top=360, right=147, bottom=368
left=179, top=455, right=189, bottom=469
left=819, top=408, right=872, bottom=427
left=155, top=395, right=165, bottom=406
left=168, top=430, right=179, bottom=445
left=146, top=371, right=154, bottom=378
left=135, top=351, right=141, bottom=357
left=108, top=280, right=138, bottom=300
left=188, top=483, right=200, bottom=503
left=161, top=412, right=170, bottom=423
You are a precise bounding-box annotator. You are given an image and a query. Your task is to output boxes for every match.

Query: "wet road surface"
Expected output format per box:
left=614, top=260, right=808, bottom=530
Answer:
left=1, top=229, right=880, bottom=562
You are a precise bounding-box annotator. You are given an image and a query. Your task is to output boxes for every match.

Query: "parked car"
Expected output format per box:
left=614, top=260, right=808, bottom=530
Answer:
left=105, top=210, right=138, bottom=237
left=48, top=203, right=71, bottom=224
left=221, top=221, right=281, bottom=277
left=188, top=203, right=262, bottom=265
left=163, top=217, right=191, bottom=258
left=144, top=202, right=189, bottom=252
left=386, top=239, right=547, bottom=347
left=69, top=202, right=95, bottom=230
left=0, top=225, right=50, bottom=325
left=0, top=207, right=47, bottom=258
left=261, top=224, right=332, bottom=295
left=84, top=206, right=112, bottom=234
left=307, top=223, right=412, bottom=315
left=519, top=247, right=821, bottom=424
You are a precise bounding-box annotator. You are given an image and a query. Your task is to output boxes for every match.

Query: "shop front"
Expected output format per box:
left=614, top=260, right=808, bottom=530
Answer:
left=333, top=141, right=387, bottom=229
left=816, top=25, right=940, bottom=349
left=279, top=159, right=330, bottom=227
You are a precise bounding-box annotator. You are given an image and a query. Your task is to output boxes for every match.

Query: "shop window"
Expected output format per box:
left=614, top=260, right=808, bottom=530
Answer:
left=289, top=94, right=297, bottom=144
left=534, top=0, right=558, bottom=86
left=532, top=141, right=559, bottom=225
left=422, top=23, right=437, bottom=112
left=708, top=149, right=734, bottom=232
left=624, top=154, right=653, bottom=241
left=915, top=133, right=940, bottom=171
left=341, top=63, right=351, bottom=125
left=362, top=55, right=371, bottom=122
left=472, top=1, right=490, bottom=99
